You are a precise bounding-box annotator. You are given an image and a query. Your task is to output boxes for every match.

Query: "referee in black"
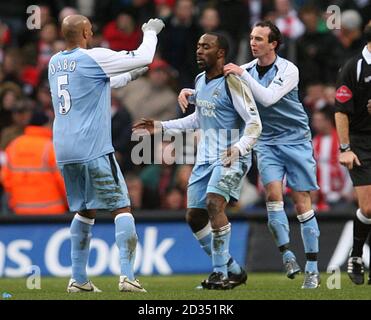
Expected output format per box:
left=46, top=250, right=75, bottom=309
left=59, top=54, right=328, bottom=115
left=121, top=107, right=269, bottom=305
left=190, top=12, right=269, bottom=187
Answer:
left=334, top=20, right=371, bottom=285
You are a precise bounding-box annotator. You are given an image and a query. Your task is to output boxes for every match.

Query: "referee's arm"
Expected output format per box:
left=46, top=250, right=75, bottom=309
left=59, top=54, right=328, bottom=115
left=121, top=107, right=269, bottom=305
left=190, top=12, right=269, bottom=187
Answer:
left=334, top=60, right=361, bottom=170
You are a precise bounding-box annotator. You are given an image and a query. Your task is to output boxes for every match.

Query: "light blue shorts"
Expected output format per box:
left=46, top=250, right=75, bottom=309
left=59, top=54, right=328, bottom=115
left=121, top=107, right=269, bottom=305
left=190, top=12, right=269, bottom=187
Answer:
left=59, top=153, right=130, bottom=212
left=187, top=158, right=250, bottom=209
left=255, top=142, right=319, bottom=191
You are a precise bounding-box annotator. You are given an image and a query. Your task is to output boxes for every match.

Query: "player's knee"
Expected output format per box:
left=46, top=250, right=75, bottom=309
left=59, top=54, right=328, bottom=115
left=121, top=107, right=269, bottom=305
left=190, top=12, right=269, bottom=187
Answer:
left=186, top=209, right=198, bottom=225
left=78, top=210, right=96, bottom=219
left=206, top=197, right=222, bottom=218
left=186, top=209, right=208, bottom=231
left=265, top=191, right=282, bottom=203
left=294, top=203, right=308, bottom=215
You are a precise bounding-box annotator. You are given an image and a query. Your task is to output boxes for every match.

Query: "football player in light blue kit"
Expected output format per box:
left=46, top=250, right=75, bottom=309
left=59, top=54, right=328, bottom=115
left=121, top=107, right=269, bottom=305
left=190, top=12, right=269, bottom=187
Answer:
left=180, top=22, right=321, bottom=289
left=48, top=15, right=164, bottom=293
left=133, top=32, right=262, bottom=290
left=223, top=21, right=320, bottom=289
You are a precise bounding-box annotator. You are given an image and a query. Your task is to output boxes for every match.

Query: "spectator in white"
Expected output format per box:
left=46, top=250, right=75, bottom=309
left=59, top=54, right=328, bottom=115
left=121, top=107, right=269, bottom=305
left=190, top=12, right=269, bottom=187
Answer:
left=274, top=0, right=305, bottom=40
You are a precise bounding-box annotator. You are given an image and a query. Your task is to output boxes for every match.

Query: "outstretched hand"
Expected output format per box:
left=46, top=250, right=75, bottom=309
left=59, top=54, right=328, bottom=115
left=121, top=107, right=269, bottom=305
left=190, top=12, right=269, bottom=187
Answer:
left=132, top=118, right=162, bottom=136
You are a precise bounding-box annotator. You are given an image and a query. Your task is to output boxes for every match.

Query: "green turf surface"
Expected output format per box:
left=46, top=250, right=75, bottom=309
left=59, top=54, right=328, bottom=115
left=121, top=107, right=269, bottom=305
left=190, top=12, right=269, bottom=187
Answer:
left=0, top=273, right=369, bottom=300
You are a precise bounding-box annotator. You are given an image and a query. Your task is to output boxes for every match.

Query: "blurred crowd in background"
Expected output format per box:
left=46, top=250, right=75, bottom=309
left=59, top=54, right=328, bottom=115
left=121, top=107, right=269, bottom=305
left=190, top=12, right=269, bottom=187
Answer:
left=1, top=0, right=370, bottom=215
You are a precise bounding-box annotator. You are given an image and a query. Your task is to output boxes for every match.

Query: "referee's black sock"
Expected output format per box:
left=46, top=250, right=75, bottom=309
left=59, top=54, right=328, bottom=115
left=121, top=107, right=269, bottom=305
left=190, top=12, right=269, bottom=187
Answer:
left=351, top=209, right=371, bottom=257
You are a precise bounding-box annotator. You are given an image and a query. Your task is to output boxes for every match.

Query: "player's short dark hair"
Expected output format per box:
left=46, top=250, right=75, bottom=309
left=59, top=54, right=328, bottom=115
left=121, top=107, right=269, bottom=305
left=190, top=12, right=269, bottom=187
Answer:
left=254, top=20, right=282, bottom=52
left=205, top=32, right=229, bottom=57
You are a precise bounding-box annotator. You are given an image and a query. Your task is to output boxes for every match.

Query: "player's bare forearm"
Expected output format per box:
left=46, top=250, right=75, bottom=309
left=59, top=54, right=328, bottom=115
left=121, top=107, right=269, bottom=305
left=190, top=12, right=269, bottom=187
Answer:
left=335, top=112, right=361, bottom=169
left=334, top=112, right=350, bottom=144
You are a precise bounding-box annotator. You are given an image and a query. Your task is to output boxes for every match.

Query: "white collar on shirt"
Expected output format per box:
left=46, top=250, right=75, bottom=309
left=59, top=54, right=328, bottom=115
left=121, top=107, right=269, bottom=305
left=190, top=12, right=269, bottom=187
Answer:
left=362, top=45, right=371, bottom=65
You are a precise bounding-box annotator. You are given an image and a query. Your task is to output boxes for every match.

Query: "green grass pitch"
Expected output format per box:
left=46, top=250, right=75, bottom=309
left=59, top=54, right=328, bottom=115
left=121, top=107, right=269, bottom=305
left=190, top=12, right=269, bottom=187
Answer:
left=0, top=273, right=369, bottom=300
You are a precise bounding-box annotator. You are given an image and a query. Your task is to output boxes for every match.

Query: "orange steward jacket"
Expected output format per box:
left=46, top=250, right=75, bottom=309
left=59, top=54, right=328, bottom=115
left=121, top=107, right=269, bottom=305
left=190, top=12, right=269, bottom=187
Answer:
left=1, top=126, right=68, bottom=215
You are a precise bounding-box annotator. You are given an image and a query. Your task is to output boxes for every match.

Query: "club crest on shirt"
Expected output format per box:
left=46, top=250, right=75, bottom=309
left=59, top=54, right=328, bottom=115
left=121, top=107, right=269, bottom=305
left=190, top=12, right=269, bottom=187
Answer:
left=212, top=88, right=221, bottom=98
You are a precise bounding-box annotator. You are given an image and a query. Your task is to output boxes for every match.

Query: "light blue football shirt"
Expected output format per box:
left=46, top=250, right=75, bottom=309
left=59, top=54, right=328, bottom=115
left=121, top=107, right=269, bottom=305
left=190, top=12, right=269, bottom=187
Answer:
left=48, top=31, right=158, bottom=164
left=240, top=56, right=311, bottom=145
left=161, top=73, right=262, bottom=164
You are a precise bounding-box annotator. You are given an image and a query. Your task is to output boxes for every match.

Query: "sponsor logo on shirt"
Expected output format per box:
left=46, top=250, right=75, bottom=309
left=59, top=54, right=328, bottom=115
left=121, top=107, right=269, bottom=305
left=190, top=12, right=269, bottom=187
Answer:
left=335, top=85, right=353, bottom=103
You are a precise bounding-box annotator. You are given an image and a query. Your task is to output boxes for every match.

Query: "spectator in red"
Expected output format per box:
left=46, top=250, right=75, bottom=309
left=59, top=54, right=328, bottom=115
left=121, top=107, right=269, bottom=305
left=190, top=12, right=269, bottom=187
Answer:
left=103, top=9, right=141, bottom=51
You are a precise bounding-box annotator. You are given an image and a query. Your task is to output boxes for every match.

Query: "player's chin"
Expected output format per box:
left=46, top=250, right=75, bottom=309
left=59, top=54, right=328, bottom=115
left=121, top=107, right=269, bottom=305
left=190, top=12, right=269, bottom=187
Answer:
left=197, top=61, right=207, bottom=70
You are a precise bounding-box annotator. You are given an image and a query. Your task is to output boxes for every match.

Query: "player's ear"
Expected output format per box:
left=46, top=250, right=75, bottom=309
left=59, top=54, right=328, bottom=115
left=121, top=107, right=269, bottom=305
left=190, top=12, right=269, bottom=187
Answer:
left=217, top=48, right=225, bottom=59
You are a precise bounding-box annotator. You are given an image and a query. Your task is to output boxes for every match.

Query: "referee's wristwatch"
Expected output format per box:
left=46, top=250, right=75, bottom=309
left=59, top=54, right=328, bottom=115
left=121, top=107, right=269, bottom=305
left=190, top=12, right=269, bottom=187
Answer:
left=339, top=143, right=351, bottom=153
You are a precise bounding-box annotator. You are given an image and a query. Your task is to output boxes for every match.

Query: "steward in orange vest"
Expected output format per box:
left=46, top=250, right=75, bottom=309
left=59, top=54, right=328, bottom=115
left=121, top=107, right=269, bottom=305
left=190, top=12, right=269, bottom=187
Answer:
left=1, top=111, right=68, bottom=215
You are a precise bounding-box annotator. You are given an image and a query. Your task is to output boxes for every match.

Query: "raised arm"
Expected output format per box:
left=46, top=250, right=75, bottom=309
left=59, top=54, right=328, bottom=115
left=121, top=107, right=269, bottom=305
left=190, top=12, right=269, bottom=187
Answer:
left=85, top=19, right=164, bottom=77
left=224, top=62, right=298, bottom=107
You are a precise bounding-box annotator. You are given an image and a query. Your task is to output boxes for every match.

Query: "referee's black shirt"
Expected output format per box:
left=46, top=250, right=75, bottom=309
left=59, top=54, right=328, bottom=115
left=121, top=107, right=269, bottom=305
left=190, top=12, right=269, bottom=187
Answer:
left=335, top=46, right=371, bottom=135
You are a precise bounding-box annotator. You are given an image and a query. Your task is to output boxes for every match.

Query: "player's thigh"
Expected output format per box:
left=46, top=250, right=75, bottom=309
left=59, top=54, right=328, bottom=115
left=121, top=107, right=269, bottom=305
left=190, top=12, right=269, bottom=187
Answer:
left=187, top=163, right=213, bottom=210
left=207, top=157, right=250, bottom=203
left=85, top=153, right=131, bottom=211
left=58, top=163, right=86, bottom=212
left=282, top=142, right=318, bottom=192
left=254, top=144, right=285, bottom=186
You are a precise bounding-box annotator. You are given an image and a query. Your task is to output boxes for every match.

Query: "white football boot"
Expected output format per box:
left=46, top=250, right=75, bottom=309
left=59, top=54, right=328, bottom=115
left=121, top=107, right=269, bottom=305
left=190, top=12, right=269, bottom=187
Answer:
left=118, top=276, right=147, bottom=293
left=67, top=279, right=102, bottom=293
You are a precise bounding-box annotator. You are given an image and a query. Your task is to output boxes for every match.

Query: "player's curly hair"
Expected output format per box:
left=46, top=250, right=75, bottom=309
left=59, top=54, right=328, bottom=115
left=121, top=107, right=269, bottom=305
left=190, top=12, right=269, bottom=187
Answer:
left=255, top=21, right=283, bottom=52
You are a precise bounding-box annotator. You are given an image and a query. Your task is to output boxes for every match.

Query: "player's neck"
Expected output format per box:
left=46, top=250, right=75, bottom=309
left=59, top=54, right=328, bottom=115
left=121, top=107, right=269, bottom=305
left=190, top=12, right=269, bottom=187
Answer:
left=257, top=53, right=277, bottom=67
left=205, top=63, right=224, bottom=79
left=65, top=40, right=86, bottom=51
left=367, top=43, right=371, bottom=53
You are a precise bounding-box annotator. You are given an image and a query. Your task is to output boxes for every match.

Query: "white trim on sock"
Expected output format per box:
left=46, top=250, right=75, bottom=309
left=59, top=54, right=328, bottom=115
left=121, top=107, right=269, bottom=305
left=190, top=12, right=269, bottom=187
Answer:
left=297, top=209, right=314, bottom=223
left=212, top=223, right=231, bottom=236
left=266, top=201, right=284, bottom=212
left=356, top=209, right=371, bottom=225
left=115, top=212, right=134, bottom=223
left=194, top=222, right=211, bottom=240
left=74, top=213, right=95, bottom=225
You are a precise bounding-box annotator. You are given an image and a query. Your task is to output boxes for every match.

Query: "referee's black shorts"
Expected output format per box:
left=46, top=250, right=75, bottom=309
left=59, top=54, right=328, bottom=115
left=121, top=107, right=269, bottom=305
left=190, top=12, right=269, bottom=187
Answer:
left=349, top=134, right=371, bottom=186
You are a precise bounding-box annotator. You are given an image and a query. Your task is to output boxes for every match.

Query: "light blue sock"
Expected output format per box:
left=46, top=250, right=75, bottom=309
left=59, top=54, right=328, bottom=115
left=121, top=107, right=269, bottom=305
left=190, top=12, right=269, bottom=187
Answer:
left=282, top=250, right=295, bottom=263
left=194, top=222, right=242, bottom=274
left=298, top=210, right=320, bottom=273
left=227, top=258, right=242, bottom=275
left=211, top=223, right=231, bottom=277
left=115, top=213, right=138, bottom=281
left=193, top=222, right=212, bottom=256
left=70, top=214, right=94, bottom=284
left=267, top=201, right=290, bottom=248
